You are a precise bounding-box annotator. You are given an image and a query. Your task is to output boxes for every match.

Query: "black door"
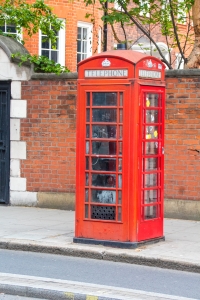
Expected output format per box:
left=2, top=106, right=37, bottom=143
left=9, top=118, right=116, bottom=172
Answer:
left=0, top=81, right=10, bottom=204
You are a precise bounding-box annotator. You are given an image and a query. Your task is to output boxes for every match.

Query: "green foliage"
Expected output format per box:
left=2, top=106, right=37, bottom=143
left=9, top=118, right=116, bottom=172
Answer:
left=12, top=53, right=70, bottom=74
left=0, top=0, right=63, bottom=45
left=84, top=0, right=195, bottom=69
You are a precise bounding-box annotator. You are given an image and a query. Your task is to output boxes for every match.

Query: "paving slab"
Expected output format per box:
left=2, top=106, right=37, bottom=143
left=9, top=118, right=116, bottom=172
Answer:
left=0, top=206, right=200, bottom=273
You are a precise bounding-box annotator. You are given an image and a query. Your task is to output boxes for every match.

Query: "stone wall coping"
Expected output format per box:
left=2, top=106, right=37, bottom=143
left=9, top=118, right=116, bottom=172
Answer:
left=165, top=69, right=200, bottom=78
left=0, top=35, right=30, bottom=64
left=31, top=70, right=200, bottom=80
left=31, top=72, right=78, bottom=80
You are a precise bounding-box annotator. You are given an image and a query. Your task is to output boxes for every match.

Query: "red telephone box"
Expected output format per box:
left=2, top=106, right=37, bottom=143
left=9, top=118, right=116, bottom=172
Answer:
left=74, top=50, right=165, bottom=248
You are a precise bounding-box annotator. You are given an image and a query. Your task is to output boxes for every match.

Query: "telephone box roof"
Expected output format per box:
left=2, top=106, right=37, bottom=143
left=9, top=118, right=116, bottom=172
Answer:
left=78, top=50, right=164, bottom=66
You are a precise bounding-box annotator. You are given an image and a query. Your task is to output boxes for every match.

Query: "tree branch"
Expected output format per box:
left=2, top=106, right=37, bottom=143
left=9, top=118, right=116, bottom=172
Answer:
left=117, top=0, right=172, bottom=68
left=168, top=0, right=186, bottom=63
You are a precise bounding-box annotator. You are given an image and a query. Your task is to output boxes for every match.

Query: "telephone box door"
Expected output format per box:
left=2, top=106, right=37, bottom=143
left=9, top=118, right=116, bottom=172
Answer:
left=137, top=86, right=165, bottom=241
left=76, top=84, right=132, bottom=242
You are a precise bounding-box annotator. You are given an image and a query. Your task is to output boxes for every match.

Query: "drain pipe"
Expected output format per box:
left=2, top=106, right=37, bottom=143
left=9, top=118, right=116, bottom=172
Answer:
left=103, top=1, right=108, bottom=52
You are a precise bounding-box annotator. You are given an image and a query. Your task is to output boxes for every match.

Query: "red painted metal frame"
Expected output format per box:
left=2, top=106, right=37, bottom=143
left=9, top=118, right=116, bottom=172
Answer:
left=75, top=50, right=165, bottom=244
left=137, top=86, right=165, bottom=241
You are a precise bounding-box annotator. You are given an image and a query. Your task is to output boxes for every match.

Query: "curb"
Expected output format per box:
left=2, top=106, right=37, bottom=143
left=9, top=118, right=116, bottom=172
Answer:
left=0, top=240, right=200, bottom=274
left=0, top=273, right=197, bottom=300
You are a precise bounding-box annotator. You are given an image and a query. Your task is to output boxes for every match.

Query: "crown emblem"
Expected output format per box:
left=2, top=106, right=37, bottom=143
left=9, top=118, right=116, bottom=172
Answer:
left=102, top=58, right=111, bottom=67
left=147, top=59, right=153, bottom=68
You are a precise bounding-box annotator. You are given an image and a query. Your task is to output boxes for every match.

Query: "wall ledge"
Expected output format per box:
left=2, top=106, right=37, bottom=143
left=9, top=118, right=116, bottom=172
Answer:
left=31, top=72, right=78, bottom=80
left=165, top=69, right=200, bottom=78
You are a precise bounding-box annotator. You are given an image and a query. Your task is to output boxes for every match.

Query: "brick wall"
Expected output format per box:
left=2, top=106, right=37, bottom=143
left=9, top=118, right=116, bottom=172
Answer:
left=23, top=0, right=102, bottom=72
left=20, top=71, right=200, bottom=203
left=21, top=75, right=77, bottom=193
left=165, top=71, right=200, bottom=201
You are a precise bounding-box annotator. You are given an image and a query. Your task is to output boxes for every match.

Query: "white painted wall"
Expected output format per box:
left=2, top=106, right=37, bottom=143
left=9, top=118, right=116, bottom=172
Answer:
left=0, top=41, right=37, bottom=206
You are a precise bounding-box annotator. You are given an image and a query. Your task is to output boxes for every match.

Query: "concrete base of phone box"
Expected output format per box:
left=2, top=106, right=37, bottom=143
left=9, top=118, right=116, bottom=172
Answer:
left=73, top=236, right=165, bottom=249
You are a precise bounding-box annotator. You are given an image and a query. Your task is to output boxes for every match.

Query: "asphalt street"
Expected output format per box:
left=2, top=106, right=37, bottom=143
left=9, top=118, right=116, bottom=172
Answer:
left=0, top=249, right=200, bottom=299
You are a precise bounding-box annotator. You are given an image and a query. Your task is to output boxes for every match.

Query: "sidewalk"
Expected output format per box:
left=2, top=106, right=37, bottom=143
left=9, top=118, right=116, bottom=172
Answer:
left=0, top=206, right=200, bottom=273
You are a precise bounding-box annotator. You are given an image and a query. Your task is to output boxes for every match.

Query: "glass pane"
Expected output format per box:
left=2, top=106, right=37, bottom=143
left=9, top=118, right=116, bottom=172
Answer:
left=92, top=109, right=117, bottom=122
left=144, top=158, right=158, bottom=171
left=92, top=174, right=116, bottom=187
left=118, top=175, right=122, bottom=188
left=87, top=93, right=90, bottom=106
left=92, top=158, right=116, bottom=171
left=0, top=25, right=5, bottom=32
left=85, top=173, right=89, bottom=186
left=77, top=27, right=81, bottom=39
left=85, top=204, right=89, bottom=218
left=120, top=92, right=123, bottom=106
left=51, top=51, right=58, bottom=62
left=41, top=50, right=50, bottom=59
left=42, top=37, right=49, bottom=49
left=77, top=53, right=81, bottom=64
left=86, top=125, right=90, bottom=138
left=7, top=24, right=16, bottom=33
left=118, top=190, right=122, bottom=204
left=118, top=206, right=122, bottom=221
left=118, top=158, right=122, bottom=171
left=92, top=141, right=116, bottom=155
left=145, top=110, right=159, bottom=123
left=143, top=142, right=159, bottom=155
left=86, top=109, right=90, bottom=122
left=119, top=109, right=123, bottom=122
left=118, top=142, right=123, bottom=155
left=144, top=190, right=157, bottom=203
left=144, top=173, right=158, bottom=187
left=145, top=125, right=159, bottom=139
left=83, top=28, right=87, bottom=39
left=92, top=93, right=117, bottom=106
left=119, top=126, right=123, bottom=139
left=146, top=93, right=159, bottom=107
left=91, top=189, right=116, bottom=204
left=86, top=141, right=89, bottom=154
left=86, top=157, right=89, bottom=170
left=92, top=125, right=116, bottom=139
left=85, top=189, right=89, bottom=202
left=77, top=40, right=81, bottom=52
left=144, top=205, right=158, bottom=219
left=83, top=41, right=87, bottom=53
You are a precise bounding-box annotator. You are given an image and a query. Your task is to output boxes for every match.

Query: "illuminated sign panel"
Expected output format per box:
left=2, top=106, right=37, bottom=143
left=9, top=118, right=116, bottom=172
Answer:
left=139, top=70, right=161, bottom=79
left=85, top=69, right=128, bottom=78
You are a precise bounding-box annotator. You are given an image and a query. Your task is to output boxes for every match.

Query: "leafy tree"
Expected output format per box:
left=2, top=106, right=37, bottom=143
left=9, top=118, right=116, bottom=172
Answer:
left=0, top=0, right=68, bottom=73
left=187, top=0, right=200, bottom=68
left=0, top=0, right=63, bottom=44
left=85, top=0, right=196, bottom=69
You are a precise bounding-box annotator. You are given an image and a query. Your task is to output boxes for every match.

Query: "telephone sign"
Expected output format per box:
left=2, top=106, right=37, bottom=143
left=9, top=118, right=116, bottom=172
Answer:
left=74, top=50, right=165, bottom=248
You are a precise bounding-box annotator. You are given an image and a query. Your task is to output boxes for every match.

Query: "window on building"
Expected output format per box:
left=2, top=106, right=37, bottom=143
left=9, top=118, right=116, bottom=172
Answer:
left=175, top=53, right=184, bottom=69
left=0, top=21, right=21, bottom=40
left=39, top=20, right=65, bottom=65
left=77, top=21, right=92, bottom=64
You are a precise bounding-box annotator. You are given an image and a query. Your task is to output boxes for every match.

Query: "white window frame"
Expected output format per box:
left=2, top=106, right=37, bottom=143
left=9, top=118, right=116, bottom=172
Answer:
left=175, top=53, right=184, bottom=69
left=0, top=21, right=22, bottom=41
left=77, top=21, right=93, bottom=64
left=39, top=19, right=65, bottom=66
